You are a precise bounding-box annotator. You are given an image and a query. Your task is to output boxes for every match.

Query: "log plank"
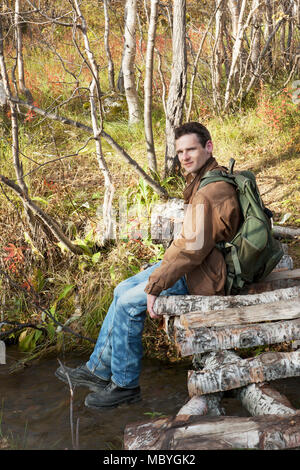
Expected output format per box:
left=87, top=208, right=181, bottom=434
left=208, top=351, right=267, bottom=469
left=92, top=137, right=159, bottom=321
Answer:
left=242, top=269, right=300, bottom=294
left=236, top=383, right=297, bottom=416
left=156, top=284, right=300, bottom=317
left=124, top=413, right=300, bottom=450
left=178, top=297, right=300, bottom=328
left=195, top=351, right=297, bottom=417
left=174, top=318, right=300, bottom=356
left=188, top=351, right=300, bottom=396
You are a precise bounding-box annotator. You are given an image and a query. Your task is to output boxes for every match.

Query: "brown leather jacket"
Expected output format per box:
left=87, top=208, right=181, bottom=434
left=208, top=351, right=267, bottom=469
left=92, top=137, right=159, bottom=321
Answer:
left=144, top=157, right=241, bottom=296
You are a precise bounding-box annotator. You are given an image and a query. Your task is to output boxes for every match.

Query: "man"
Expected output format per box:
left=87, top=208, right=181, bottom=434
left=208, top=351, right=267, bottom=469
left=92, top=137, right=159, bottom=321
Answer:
left=55, top=122, right=241, bottom=409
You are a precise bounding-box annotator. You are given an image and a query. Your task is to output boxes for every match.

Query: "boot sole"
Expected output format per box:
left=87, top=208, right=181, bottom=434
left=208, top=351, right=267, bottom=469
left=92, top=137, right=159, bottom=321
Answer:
left=55, top=370, right=107, bottom=392
left=84, top=393, right=142, bottom=409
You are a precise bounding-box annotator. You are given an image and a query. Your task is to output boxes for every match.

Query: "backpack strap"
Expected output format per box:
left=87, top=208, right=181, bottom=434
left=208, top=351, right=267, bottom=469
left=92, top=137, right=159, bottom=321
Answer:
left=198, top=171, right=237, bottom=190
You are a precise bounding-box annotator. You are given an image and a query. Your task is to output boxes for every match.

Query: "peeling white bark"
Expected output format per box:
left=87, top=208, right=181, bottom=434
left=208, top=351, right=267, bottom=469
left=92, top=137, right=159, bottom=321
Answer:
left=188, top=351, right=300, bottom=396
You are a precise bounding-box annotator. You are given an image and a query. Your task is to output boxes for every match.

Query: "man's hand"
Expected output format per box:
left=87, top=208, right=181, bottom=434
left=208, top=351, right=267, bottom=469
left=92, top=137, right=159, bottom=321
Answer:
left=147, top=294, right=160, bottom=319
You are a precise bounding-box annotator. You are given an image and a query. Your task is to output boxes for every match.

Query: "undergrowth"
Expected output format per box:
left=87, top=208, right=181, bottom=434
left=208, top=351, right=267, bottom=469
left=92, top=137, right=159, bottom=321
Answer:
left=0, top=6, right=299, bottom=367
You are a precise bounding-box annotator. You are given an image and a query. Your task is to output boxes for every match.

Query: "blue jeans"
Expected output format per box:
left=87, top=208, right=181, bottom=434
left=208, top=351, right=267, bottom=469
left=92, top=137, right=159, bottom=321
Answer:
left=86, top=261, right=188, bottom=388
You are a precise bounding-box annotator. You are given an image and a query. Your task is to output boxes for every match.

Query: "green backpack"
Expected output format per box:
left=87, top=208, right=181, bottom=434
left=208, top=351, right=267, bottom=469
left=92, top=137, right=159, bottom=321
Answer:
left=198, top=158, right=284, bottom=295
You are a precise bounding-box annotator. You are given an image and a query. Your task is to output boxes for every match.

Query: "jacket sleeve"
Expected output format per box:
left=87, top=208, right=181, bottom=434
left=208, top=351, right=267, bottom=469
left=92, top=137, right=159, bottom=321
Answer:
left=144, top=191, right=240, bottom=296
left=145, top=194, right=216, bottom=296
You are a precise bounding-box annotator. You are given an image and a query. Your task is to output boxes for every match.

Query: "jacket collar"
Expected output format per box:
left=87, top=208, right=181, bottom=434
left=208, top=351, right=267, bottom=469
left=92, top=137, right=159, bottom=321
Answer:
left=183, top=156, right=219, bottom=203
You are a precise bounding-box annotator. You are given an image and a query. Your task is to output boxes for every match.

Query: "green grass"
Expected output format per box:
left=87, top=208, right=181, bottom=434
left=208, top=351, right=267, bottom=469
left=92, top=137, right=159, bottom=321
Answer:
left=0, top=7, right=299, bottom=364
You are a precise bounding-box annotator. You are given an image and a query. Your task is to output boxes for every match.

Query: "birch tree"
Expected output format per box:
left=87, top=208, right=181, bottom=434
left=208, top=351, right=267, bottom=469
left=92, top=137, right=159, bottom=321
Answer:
left=144, top=0, right=159, bottom=173
left=164, top=0, right=187, bottom=176
left=103, top=0, right=115, bottom=91
left=122, top=0, right=141, bottom=124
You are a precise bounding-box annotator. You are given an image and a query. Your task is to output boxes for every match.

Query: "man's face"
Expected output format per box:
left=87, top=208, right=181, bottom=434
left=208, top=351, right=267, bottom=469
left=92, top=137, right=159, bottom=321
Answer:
left=176, top=133, right=213, bottom=174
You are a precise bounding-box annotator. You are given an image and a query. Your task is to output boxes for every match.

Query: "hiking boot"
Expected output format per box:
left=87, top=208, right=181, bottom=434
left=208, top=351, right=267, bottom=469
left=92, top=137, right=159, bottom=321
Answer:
left=55, top=364, right=109, bottom=391
left=84, top=381, right=141, bottom=409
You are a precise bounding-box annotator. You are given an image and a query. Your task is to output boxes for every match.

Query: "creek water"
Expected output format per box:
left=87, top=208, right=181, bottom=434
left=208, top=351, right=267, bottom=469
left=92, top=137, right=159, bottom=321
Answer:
left=0, top=345, right=299, bottom=450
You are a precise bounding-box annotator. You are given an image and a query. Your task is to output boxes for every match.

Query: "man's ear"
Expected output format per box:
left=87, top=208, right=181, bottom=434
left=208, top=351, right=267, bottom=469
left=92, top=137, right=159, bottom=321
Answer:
left=205, top=140, right=213, bottom=154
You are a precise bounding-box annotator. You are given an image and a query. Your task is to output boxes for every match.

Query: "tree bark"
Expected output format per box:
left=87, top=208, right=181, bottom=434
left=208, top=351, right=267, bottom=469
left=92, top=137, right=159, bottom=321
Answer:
left=264, top=0, right=273, bottom=68
left=155, top=284, right=300, bottom=317
left=122, top=0, right=141, bottom=123
left=0, top=15, right=36, bottom=235
left=124, top=413, right=300, bottom=450
left=164, top=0, right=187, bottom=176
left=228, top=0, right=241, bottom=41
left=173, top=295, right=300, bottom=327
left=103, top=0, right=115, bottom=91
left=272, top=225, right=300, bottom=239
left=144, top=0, right=159, bottom=173
left=236, top=382, right=297, bottom=416
left=14, top=0, right=33, bottom=103
left=242, top=269, right=300, bottom=294
left=73, top=0, right=115, bottom=244
left=173, top=317, right=300, bottom=356
left=188, top=351, right=300, bottom=395
left=250, top=0, right=262, bottom=73
left=211, top=0, right=225, bottom=112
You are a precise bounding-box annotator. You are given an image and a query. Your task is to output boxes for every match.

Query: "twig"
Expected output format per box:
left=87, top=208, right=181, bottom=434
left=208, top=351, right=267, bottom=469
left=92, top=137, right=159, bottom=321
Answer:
left=57, top=358, right=79, bottom=450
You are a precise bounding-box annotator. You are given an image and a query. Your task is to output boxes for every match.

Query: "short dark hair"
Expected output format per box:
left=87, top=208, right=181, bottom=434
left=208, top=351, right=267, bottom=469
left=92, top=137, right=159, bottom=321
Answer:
left=174, top=122, right=212, bottom=148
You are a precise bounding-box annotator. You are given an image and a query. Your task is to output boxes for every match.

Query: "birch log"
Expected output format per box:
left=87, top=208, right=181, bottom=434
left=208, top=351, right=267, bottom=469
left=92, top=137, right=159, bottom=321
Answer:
left=155, top=285, right=300, bottom=316
left=174, top=318, right=300, bottom=356
left=272, top=225, right=300, bottom=239
left=197, top=351, right=298, bottom=417
left=124, top=414, right=300, bottom=450
left=177, top=352, right=225, bottom=417
left=242, top=269, right=300, bottom=294
left=236, top=383, right=297, bottom=416
left=188, top=351, right=300, bottom=396
left=176, top=296, right=300, bottom=327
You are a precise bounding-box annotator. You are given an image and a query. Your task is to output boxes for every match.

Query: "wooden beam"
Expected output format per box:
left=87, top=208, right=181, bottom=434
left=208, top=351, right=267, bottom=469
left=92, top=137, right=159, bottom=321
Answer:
left=124, top=413, right=300, bottom=450
left=195, top=351, right=297, bottom=417
left=155, top=284, right=300, bottom=316
left=236, top=383, right=297, bottom=416
left=242, top=268, right=300, bottom=293
left=178, top=297, right=300, bottom=328
left=173, top=318, right=300, bottom=356
left=187, top=351, right=300, bottom=396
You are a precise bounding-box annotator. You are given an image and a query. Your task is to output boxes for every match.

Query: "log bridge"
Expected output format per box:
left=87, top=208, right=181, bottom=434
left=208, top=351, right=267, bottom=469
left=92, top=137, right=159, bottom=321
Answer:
left=124, top=245, right=300, bottom=450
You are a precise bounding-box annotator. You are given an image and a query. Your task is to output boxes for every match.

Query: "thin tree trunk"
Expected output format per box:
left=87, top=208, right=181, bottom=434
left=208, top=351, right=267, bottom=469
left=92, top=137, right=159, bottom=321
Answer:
left=122, top=0, right=141, bottom=123
left=164, top=0, right=187, bottom=176
left=103, top=0, right=115, bottom=91
left=73, top=0, right=115, bottom=244
left=211, top=0, right=225, bottom=112
left=0, top=15, right=36, bottom=234
left=228, top=0, right=240, bottom=41
left=264, top=0, right=273, bottom=68
left=14, top=0, right=33, bottom=103
left=250, top=0, right=262, bottom=72
left=144, top=0, right=159, bottom=173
